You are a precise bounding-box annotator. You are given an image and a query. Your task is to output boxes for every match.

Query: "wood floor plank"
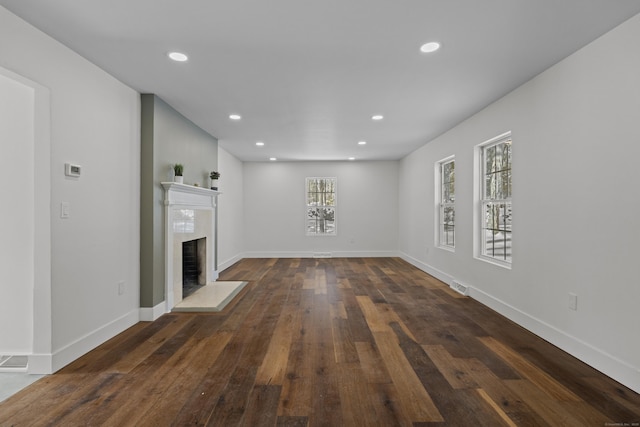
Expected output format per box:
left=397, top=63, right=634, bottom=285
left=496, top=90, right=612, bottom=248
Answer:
left=479, top=336, right=582, bottom=402
left=337, top=365, right=396, bottom=427
left=276, top=415, right=309, bottom=427
left=2, top=257, right=639, bottom=426
left=64, top=315, right=183, bottom=374
left=67, top=316, right=214, bottom=426
left=368, top=382, right=413, bottom=426
left=506, top=379, right=612, bottom=427
left=356, top=295, right=392, bottom=333
left=340, top=288, right=375, bottom=343
left=255, top=295, right=300, bottom=385
left=241, top=384, right=282, bottom=427
left=0, top=373, right=78, bottom=423
left=355, top=340, right=392, bottom=384
left=331, top=317, right=360, bottom=364
left=330, top=300, right=348, bottom=320
left=2, top=373, right=123, bottom=427
left=389, top=320, right=489, bottom=425
left=372, top=330, right=444, bottom=422
left=583, top=376, right=640, bottom=420
left=278, top=290, right=315, bottom=418
left=108, top=314, right=196, bottom=373
left=422, top=344, right=479, bottom=389
left=476, top=388, right=519, bottom=427
left=110, top=331, right=233, bottom=426
left=376, top=302, right=418, bottom=342
left=459, top=357, right=551, bottom=427
left=278, top=375, right=312, bottom=418
left=308, top=295, right=343, bottom=426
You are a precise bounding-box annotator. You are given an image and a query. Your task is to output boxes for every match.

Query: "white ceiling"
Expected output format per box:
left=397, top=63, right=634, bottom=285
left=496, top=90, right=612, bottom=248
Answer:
left=2, top=1, right=640, bottom=162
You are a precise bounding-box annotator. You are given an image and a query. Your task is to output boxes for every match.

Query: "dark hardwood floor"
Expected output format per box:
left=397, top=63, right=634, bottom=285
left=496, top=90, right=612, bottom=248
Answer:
left=1, top=258, right=639, bottom=426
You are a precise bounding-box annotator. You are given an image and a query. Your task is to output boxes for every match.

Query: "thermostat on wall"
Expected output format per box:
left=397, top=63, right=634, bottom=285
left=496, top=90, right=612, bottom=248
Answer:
left=65, top=163, right=82, bottom=177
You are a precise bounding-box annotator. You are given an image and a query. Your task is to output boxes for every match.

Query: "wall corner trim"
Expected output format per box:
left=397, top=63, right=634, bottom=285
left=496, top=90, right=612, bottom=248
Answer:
left=139, top=302, right=168, bottom=322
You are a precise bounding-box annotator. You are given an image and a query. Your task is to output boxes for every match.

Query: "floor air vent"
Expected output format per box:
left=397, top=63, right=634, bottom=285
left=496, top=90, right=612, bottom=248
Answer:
left=313, top=252, right=332, bottom=258
left=451, top=280, right=470, bottom=296
left=0, top=355, right=28, bottom=372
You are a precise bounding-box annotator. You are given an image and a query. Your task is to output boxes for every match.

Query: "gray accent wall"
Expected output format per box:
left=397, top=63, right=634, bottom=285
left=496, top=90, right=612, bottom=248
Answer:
left=140, top=94, right=218, bottom=307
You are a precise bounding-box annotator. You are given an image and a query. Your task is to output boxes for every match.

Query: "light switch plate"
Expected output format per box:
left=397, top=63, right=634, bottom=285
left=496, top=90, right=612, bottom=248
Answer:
left=60, top=202, right=70, bottom=219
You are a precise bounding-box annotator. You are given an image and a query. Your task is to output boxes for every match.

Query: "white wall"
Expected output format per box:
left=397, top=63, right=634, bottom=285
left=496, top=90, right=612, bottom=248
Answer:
left=243, top=161, right=399, bottom=257
left=399, top=13, right=640, bottom=392
left=0, top=6, right=140, bottom=372
left=0, top=72, right=34, bottom=355
left=217, top=147, right=245, bottom=270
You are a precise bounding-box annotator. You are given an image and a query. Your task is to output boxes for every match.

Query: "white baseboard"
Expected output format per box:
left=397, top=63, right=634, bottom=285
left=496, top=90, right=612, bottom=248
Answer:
left=139, top=301, right=167, bottom=321
left=28, top=354, right=53, bottom=374
left=218, top=253, right=245, bottom=272
left=28, top=309, right=139, bottom=374
left=242, top=250, right=400, bottom=259
left=470, top=286, right=640, bottom=394
left=399, top=251, right=640, bottom=394
left=399, top=252, right=455, bottom=286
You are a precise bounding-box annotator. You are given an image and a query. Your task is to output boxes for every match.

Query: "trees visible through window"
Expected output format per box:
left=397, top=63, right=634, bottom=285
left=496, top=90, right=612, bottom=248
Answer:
left=480, top=133, right=512, bottom=263
left=306, top=177, right=336, bottom=235
left=437, top=157, right=455, bottom=249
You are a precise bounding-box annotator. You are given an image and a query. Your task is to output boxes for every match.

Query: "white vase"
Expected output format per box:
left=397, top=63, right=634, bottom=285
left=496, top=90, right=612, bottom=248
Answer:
left=211, top=179, right=218, bottom=190
left=175, top=176, right=183, bottom=184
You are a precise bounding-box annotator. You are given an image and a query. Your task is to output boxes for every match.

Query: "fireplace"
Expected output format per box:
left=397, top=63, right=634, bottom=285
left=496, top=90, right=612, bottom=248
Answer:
left=182, top=237, right=206, bottom=298
left=162, top=182, right=220, bottom=311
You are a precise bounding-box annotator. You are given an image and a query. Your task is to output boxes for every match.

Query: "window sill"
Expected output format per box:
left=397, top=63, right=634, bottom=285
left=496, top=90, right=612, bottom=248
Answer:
left=474, top=255, right=512, bottom=270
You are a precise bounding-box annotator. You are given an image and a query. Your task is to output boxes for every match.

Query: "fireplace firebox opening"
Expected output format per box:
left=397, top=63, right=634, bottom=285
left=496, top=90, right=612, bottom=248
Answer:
left=182, top=237, right=206, bottom=298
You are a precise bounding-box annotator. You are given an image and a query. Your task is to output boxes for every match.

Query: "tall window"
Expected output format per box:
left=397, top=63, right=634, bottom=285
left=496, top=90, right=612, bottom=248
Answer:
left=306, top=177, right=336, bottom=235
left=437, top=157, right=455, bottom=249
left=479, top=133, right=512, bottom=264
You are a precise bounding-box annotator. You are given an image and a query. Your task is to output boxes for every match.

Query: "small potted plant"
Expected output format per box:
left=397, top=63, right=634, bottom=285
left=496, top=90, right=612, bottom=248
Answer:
left=174, top=164, right=184, bottom=183
left=210, top=171, right=220, bottom=190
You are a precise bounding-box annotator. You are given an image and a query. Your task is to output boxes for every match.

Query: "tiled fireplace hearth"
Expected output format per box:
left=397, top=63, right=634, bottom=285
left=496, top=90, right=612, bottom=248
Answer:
left=162, top=182, right=220, bottom=311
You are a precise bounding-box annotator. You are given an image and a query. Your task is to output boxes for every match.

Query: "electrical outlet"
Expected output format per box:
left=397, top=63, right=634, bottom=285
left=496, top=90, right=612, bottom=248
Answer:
left=118, top=281, right=125, bottom=296
left=569, top=293, right=577, bottom=311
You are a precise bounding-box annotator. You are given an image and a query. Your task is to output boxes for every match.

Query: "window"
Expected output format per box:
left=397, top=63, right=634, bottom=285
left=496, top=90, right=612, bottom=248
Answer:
left=306, top=177, right=336, bottom=235
left=436, top=157, right=455, bottom=249
left=478, top=133, right=512, bottom=264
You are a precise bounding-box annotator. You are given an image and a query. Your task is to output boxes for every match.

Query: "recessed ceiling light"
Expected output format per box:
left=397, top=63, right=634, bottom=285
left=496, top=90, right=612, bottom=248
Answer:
left=358, top=141, right=367, bottom=145
left=229, top=114, right=241, bottom=120
left=420, top=42, right=441, bottom=53
left=256, top=141, right=265, bottom=146
left=348, top=157, right=355, bottom=161
left=269, top=157, right=277, bottom=161
left=168, top=51, right=188, bottom=62
left=371, top=115, right=384, bottom=121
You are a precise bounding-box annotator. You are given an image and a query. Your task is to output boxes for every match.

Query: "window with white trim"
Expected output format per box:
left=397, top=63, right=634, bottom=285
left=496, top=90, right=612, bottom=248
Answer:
left=436, top=157, right=455, bottom=249
left=306, top=177, right=336, bottom=235
left=478, top=133, right=512, bottom=264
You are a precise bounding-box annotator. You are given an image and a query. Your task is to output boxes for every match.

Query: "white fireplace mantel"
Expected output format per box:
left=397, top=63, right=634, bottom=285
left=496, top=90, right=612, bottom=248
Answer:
left=161, top=182, right=221, bottom=207
left=161, top=182, right=221, bottom=312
